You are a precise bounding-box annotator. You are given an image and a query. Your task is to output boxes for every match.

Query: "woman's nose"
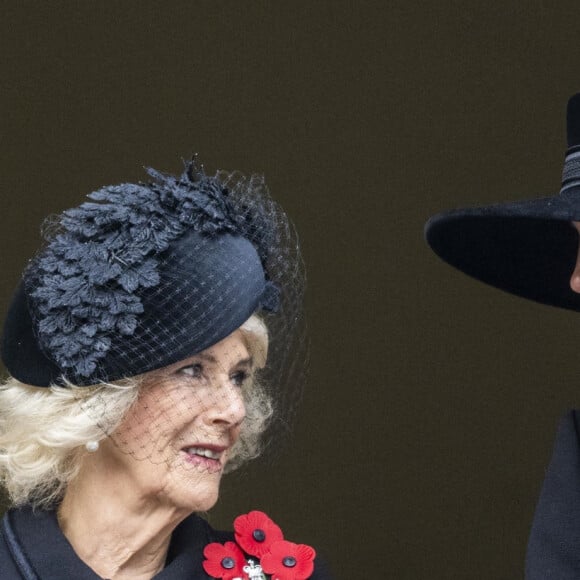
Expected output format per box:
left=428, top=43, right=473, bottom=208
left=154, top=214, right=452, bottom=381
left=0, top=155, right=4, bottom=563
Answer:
left=571, top=222, right=580, bottom=294
left=204, top=379, right=246, bottom=428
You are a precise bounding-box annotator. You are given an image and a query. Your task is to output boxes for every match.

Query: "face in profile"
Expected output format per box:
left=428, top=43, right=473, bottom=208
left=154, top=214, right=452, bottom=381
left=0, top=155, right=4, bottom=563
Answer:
left=90, top=329, right=251, bottom=512
left=571, top=222, right=580, bottom=294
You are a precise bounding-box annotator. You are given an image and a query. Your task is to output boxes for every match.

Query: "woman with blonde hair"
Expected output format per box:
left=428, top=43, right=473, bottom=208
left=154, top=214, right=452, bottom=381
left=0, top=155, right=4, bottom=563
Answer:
left=0, top=161, right=330, bottom=579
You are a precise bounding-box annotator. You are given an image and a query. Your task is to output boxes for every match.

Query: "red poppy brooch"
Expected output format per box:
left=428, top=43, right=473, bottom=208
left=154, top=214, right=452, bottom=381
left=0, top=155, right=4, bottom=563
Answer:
left=203, top=510, right=316, bottom=580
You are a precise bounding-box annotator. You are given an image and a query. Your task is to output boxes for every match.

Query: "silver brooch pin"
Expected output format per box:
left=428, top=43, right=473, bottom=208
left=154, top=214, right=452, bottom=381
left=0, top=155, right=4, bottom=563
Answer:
left=242, top=559, right=267, bottom=579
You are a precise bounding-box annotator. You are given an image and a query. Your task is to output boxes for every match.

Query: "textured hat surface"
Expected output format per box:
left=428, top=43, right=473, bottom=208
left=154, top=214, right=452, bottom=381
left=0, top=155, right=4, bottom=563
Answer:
left=425, top=94, right=580, bottom=311
left=1, top=161, right=301, bottom=387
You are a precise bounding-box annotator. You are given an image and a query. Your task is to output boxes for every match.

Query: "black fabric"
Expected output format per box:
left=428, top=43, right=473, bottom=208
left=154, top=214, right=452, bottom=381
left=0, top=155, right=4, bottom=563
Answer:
left=0, top=507, right=333, bottom=579
left=1, top=515, right=38, bottom=579
left=424, top=93, right=580, bottom=312
left=2, top=232, right=268, bottom=387
left=568, top=95, right=580, bottom=148
left=1, top=283, right=62, bottom=389
left=425, top=211, right=580, bottom=311
left=526, top=410, right=580, bottom=579
left=0, top=162, right=306, bottom=391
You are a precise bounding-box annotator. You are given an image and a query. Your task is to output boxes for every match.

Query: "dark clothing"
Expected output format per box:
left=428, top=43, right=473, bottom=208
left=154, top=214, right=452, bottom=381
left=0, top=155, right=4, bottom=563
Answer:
left=526, top=410, right=580, bottom=579
left=0, top=507, right=332, bottom=579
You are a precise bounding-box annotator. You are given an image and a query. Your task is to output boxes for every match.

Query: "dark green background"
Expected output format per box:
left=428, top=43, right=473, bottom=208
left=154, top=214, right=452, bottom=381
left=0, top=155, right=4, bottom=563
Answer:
left=2, top=2, right=580, bottom=578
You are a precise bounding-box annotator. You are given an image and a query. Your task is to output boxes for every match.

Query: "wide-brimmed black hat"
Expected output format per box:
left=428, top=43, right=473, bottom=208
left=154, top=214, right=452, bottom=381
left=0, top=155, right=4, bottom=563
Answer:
left=425, top=93, right=580, bottom=311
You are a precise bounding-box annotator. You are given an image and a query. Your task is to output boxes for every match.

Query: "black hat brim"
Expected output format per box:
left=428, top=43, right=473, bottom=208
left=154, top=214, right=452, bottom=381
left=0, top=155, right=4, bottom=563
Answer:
left=424, top=193, right=580, bottom=311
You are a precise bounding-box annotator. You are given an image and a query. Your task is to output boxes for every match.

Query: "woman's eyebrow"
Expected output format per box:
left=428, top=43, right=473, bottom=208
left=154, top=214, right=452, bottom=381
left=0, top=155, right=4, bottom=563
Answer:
left=185, top=354, right=254, bottom=368
left=194, top=352, right=217, bottom=364
left=235, top=357, right=254, bottom=369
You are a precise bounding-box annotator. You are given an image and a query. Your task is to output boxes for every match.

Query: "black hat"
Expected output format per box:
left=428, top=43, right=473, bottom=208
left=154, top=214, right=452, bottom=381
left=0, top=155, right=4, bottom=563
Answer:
left=1, top=161, right=304, bottom=388
left=425, top=94, right=580, bottom=311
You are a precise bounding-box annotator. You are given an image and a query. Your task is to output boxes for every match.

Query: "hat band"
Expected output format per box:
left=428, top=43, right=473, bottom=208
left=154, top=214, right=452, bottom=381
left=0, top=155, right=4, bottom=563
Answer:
left=561, top=147, right=580, bottom=193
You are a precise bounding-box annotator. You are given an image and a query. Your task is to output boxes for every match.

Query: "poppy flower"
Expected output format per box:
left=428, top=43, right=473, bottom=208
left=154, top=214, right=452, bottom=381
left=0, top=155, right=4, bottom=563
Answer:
left=261, top=540, right=316, bottom=580
left=234, top=510, right=284, bottom=557
left=202, top=541, right=246, bottom=579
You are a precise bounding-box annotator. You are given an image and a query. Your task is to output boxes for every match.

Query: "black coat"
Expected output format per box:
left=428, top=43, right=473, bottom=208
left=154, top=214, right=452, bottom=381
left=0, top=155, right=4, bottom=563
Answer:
left=526, top=410, right=580, bottom=579
left=0, top=507, right=333, bottom=579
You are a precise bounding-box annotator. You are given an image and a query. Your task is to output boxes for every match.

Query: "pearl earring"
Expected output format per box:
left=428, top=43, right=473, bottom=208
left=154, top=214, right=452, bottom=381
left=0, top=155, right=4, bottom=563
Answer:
left=85, top=441, right=99, bottom=453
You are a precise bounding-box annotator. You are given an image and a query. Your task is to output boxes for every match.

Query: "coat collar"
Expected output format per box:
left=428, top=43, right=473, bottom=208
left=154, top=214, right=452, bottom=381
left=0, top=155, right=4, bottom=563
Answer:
left=4, top=506, right=223, bottom=579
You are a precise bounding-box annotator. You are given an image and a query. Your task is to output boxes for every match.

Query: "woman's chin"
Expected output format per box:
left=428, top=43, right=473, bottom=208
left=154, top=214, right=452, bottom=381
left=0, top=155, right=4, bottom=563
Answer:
left=168, top=471, right=222, bottom=513
left=182, top=489, right=220, bottom=513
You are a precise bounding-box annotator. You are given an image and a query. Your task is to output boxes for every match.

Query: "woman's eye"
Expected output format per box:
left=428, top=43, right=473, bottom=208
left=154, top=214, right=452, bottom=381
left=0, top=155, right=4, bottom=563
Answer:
left=231, top=370, right=249, bottom=387
left=180, top=363, right=203, bottom=378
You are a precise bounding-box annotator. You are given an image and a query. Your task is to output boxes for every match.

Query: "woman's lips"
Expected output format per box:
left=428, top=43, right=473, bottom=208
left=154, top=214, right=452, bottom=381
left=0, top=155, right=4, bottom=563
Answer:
left=181, top=445, right=226, bottom=474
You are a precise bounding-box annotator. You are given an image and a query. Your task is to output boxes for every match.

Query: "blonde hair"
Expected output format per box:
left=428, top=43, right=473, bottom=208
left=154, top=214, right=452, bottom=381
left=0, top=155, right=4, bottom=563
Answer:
left=0, top=315, right=272, bottom=509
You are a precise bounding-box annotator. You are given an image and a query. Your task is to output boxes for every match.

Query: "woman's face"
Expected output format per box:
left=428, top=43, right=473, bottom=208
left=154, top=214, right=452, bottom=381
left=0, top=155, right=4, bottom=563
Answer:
left=94, top=329, right=250, bottom=512
left=572, top=222, right=580, bottom=293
